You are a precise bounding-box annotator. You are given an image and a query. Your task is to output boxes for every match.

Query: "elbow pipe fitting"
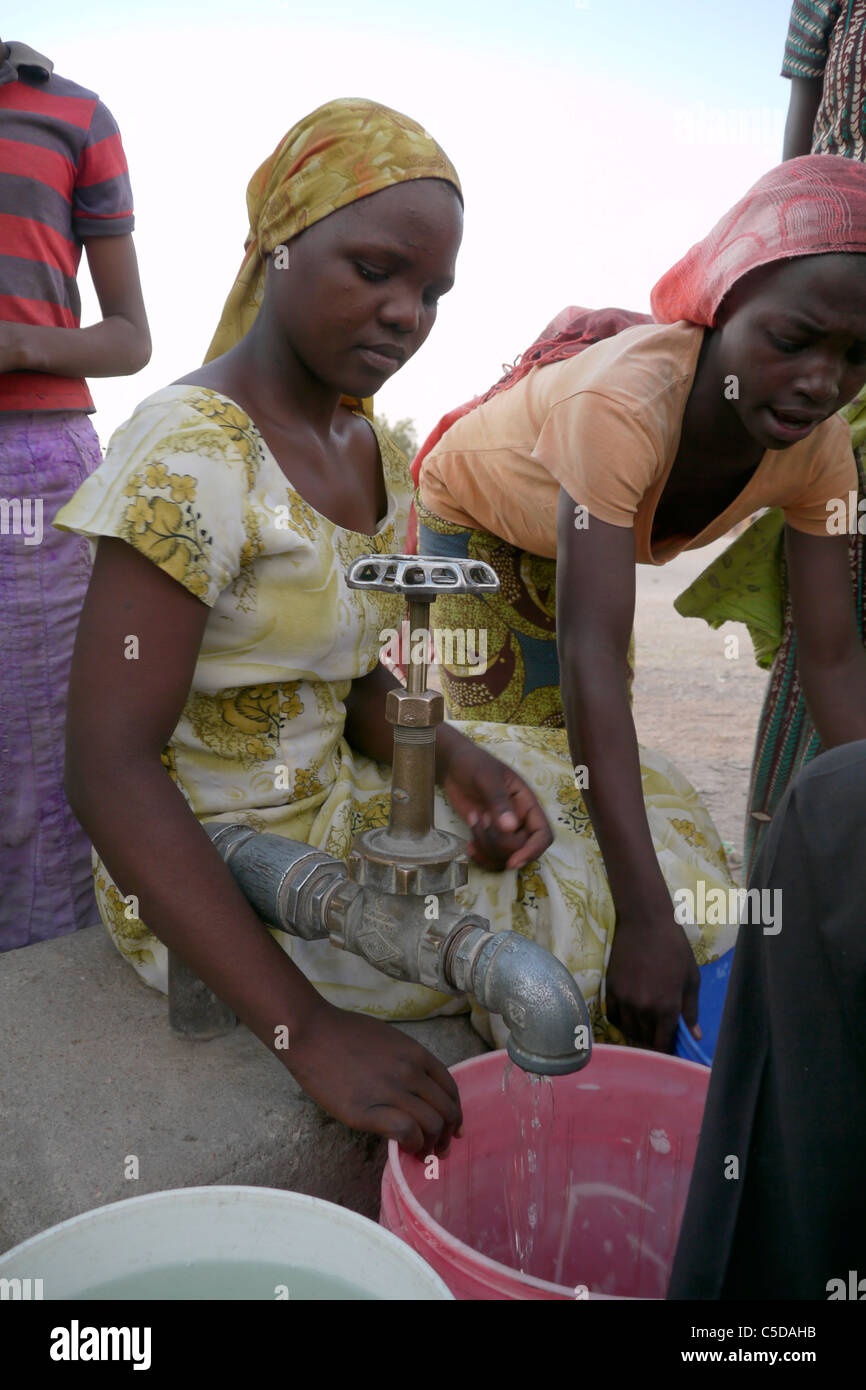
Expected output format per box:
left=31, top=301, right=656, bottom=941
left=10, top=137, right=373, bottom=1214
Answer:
left=450, top=926, right=592, bottom=1075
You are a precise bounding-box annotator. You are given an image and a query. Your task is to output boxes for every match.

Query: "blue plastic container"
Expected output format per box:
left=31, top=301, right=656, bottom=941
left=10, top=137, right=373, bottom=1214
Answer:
left=675, top=948, right=735, bottom=1066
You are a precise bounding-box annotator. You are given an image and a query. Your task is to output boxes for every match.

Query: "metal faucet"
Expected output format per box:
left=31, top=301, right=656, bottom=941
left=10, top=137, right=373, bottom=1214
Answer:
left=170, top=555, right=592, bottom=1077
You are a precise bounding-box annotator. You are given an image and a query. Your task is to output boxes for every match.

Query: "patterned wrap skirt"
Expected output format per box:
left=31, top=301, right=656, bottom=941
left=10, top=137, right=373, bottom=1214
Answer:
left=415, top=498, right=635, bottom=726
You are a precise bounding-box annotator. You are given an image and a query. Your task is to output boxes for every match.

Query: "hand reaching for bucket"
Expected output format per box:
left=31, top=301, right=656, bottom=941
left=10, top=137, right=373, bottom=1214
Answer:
left=286, top=1000, right=464, bottom=1154
left=604, top=910, right=701, bottom=1052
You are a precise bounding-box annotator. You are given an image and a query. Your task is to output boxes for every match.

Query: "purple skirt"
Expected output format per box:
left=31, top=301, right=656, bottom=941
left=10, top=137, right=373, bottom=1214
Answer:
left=1, top=411, right=101, bottom=950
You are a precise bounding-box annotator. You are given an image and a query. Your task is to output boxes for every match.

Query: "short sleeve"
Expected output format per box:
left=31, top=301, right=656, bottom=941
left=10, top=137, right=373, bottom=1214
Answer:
left=530, top=392, right=660, bottom=527
left=73, top=98, right=135, bottom=238
left=53, top=394, right=249, bottom=605
left=782, top=414, right=858, bottom=534
left=780, top=1, right=841, bottom=79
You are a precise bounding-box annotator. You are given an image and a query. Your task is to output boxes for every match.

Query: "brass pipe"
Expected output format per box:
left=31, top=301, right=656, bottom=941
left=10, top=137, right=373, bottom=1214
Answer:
left=388, top=724, right=436, bottom=840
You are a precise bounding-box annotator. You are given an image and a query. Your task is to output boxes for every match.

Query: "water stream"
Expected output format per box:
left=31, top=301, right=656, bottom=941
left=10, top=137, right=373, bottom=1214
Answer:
left=501, top=1061, right=556, bottom=1277
left=501, top=1063, right=659, bottom=1291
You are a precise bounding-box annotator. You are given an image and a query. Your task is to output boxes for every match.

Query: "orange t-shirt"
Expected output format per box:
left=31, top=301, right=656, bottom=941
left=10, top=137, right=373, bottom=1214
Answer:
left=417, top=321, right=858, bottom=564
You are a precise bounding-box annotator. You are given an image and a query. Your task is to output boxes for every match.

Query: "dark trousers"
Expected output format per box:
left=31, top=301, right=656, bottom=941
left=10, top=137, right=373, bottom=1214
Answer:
left=668, top=740, right=866, bottom=1300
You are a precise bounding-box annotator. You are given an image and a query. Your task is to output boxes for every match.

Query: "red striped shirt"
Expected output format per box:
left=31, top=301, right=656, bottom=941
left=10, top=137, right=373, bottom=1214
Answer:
left=0, top=43, right=135, bottom=412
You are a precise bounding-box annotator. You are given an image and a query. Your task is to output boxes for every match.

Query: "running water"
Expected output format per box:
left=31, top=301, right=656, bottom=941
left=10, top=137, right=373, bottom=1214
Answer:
left=501, top=1061, right=556, bottom=1277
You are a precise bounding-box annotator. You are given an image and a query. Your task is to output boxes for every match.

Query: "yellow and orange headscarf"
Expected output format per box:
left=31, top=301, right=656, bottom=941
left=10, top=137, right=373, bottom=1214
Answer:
left=204, top=97, right=462, bottom=408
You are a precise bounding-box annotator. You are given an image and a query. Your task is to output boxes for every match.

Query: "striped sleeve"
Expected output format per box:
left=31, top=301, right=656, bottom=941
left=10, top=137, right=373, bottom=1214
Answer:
left=781, top=1, right=843, bottom=78
left=73, top=99, right=135, bottom=237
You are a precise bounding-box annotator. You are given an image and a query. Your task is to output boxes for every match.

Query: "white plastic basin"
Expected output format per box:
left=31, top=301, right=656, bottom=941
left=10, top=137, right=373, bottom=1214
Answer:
left=0, top=1185, right=453, bottom=1300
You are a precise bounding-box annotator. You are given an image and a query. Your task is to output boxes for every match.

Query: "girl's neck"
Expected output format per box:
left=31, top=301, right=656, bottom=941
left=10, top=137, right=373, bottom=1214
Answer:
left=226, top=313, right=345, bottom=439
left=679, top=328, right=764, bottom=473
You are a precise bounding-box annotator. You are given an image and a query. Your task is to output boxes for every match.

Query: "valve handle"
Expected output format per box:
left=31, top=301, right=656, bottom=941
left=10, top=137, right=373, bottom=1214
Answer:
left=346, top=553, right=500, bottom=601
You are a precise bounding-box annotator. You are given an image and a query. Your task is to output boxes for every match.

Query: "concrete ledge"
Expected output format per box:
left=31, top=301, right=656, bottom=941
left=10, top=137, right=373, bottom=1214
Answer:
left=0, top=926, right=488, bottom=1255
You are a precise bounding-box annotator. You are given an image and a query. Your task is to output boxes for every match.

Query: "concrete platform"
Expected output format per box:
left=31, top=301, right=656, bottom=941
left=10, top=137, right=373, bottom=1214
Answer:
left=0, top=925, right=488, bottom=1255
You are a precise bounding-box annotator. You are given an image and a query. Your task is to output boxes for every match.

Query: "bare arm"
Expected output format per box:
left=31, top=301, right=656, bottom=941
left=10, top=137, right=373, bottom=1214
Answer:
left=64, top=538, right=462, bottom=1152
left=556, top=489, right=700, bottom=1049
left=64, top=537, right=323, bottom=1042
left=0, top=235, right=151, bottom=377
left=782, top=75, right=823, bottom=160
left=556, top=493, right=669, bottom=914
left=786, top=525, right=866, bottom=744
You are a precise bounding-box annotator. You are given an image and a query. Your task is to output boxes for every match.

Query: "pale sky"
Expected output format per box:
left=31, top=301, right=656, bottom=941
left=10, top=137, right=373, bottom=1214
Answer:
left=6, top=0, right=797, bottom=443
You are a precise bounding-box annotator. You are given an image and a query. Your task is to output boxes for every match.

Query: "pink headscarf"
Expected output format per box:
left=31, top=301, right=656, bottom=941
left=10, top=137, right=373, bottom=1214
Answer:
left=651, top=154, right=866, bottom=327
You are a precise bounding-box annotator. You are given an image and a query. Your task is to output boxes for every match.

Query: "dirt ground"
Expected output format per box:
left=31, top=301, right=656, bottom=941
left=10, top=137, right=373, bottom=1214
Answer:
left=632, top=536, right=769, bottom=879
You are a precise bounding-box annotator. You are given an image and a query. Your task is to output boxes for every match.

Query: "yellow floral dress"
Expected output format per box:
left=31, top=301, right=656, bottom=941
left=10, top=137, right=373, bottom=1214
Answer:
left=54, top=387, right=737, bottom=1046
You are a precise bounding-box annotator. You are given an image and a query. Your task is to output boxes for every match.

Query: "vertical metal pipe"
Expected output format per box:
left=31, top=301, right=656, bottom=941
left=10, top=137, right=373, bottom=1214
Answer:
left=388, top=725, right=437, bottom=839
left=406, top=599, right=430, bottom=693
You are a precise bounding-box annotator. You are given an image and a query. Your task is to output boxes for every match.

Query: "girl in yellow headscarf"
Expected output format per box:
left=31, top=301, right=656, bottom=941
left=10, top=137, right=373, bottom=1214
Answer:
left=55, top=98, right=735, bottom=1153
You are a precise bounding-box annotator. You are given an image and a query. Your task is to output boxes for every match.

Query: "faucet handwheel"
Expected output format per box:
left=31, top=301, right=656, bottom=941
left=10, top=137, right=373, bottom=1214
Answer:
left=346, top=554, right=500, bottom=600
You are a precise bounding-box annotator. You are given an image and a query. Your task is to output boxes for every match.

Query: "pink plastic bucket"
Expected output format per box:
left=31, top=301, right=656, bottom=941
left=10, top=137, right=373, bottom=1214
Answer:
left=380, top=1046, right=709, bottom=1300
